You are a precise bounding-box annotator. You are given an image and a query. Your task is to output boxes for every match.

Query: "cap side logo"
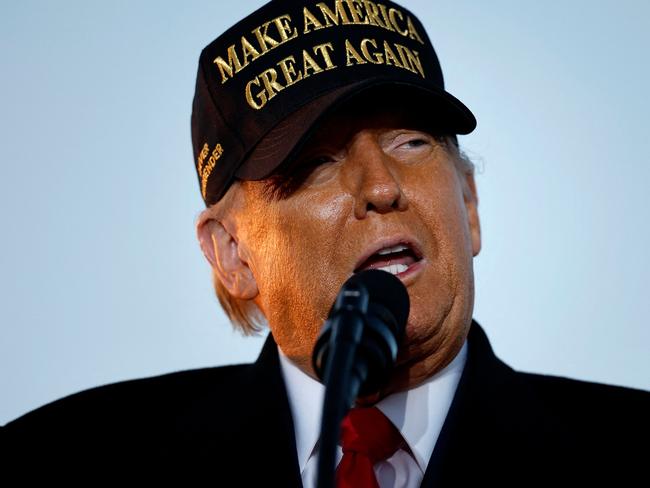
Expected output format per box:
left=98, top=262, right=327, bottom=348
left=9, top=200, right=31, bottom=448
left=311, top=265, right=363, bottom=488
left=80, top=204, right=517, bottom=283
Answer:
left=198, top=142, right=224, bottom=199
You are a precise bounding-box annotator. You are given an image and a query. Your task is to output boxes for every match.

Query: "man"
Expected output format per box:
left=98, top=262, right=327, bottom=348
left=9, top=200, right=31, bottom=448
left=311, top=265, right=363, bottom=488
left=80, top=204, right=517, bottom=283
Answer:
left=2, top=0, right=649, bottom=485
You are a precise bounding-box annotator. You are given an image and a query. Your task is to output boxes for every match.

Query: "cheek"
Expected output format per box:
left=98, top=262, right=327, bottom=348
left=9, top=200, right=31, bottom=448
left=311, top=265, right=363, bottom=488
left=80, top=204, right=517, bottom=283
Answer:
left=288, top=190, right=362, bottom=294
left=407, top=163, right=470, bottom=256
left=241, top=191, right=356, bottom=359
left=401, top=164, right=474, bottom=325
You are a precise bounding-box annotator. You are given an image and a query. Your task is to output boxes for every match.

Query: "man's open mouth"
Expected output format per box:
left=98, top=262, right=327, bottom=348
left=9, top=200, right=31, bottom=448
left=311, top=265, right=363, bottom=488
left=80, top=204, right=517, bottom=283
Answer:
left=353, top=241, right=423, bottom=276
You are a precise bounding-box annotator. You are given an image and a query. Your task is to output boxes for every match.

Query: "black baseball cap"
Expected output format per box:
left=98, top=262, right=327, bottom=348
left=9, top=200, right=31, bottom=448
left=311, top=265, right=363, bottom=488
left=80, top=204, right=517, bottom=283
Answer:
left=191, top=0, right=476, bottom=206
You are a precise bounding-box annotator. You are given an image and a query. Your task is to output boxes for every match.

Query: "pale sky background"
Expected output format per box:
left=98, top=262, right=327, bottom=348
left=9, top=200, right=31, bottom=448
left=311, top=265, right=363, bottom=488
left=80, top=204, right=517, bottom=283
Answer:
left=1, top=0, right=649, bottom=424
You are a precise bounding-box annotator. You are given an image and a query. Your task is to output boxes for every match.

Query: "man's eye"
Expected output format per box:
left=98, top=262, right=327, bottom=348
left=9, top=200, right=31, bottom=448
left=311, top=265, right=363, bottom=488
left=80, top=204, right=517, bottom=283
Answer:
left=404, top=138, right=428, bottom=148
left=389, top=131, right=433, bottom=150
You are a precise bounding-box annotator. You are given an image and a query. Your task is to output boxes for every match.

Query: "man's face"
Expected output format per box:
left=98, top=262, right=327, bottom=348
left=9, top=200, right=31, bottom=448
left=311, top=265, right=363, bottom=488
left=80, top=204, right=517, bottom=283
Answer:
left=229, top=92, right=481, bottom=397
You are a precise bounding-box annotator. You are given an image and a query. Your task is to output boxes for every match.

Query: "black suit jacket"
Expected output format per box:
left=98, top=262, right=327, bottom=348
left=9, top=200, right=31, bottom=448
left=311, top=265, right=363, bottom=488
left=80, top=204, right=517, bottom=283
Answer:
left=3, top=319, right=649, bottom=485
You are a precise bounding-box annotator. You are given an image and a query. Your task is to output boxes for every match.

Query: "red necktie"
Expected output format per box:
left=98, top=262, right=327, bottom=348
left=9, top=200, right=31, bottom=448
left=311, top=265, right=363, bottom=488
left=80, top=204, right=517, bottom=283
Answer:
left=336, top=406, right=405, bottom=488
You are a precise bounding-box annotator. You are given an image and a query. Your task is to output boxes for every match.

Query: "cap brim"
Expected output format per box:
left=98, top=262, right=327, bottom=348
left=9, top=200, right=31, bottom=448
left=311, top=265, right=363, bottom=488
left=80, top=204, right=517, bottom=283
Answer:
left=236, top=80, right=476, bottom=180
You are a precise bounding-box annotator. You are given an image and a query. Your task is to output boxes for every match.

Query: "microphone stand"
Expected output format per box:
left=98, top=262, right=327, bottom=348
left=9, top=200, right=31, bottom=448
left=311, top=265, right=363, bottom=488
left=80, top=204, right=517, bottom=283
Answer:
left=315, top=286, right=369, bottom=488
left=313, top=269, right=408, bottom=488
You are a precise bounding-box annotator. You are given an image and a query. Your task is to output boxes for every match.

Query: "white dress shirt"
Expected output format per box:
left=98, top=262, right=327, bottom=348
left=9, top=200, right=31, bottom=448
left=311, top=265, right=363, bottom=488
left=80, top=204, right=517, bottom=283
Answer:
left=277, top=340, right=468, bottom=488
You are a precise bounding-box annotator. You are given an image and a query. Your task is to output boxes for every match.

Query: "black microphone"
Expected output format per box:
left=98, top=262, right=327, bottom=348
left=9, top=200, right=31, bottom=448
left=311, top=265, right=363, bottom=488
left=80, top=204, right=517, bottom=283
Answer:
left=312, top=269, right=409, bottom=488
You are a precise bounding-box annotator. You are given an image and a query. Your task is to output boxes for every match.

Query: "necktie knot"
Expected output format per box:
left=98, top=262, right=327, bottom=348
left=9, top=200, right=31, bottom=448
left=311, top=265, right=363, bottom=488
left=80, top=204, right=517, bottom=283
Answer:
left=339, top=406, right=404, bottom=464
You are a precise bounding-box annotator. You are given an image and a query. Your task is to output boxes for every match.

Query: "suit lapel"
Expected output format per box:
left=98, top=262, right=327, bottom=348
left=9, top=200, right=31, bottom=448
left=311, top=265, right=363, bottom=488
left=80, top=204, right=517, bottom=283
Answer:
left=238, top=332, right=303, bottom=486
left=158, top=330, right=302, bottom=485
left=420, top=319, right=548, bottom=486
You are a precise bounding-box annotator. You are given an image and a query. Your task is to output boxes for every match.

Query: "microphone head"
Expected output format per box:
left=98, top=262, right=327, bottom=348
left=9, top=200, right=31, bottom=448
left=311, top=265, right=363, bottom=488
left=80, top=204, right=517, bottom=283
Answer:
left=345, top=269, right=410, bottom=330
left=312, top=269, right=410, bottom=395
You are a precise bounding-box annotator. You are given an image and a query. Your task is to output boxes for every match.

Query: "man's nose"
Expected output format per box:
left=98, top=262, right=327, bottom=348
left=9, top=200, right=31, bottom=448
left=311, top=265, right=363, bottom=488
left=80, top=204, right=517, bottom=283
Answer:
left=345, top=134, right=408, bottom=219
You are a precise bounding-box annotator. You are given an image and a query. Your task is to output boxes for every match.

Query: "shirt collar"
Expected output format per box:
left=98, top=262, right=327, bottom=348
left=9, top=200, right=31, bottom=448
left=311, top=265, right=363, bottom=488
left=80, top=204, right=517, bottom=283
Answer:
left=277, top=338, right=468, bottom=474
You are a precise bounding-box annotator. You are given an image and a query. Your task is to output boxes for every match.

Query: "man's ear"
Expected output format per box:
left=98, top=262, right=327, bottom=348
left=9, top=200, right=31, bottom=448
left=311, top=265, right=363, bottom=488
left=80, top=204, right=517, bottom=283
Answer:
left=196, top=213, right=259, bottom=300
left=463, top=173, right=482, bottom=257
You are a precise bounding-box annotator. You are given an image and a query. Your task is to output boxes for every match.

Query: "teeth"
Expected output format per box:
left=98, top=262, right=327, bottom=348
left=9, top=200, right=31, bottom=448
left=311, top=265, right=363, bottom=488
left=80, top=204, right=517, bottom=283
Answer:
left=377, top=263, right=408, bottom=275
left=377, top=244, right=409, bottom=256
